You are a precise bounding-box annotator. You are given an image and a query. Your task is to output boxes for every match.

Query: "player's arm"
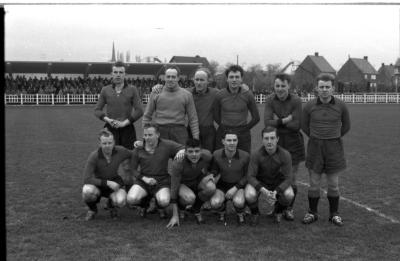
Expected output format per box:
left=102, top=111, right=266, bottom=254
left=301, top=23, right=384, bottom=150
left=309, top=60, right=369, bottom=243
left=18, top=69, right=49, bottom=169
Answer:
left=187, top=94, right=200, bottom=140
left=94, top=88, right=114, bottom=125
left=128, top=86, right=144, bottom=124
left=247, top=152, right=262, bottom=191
left=285, top=98, right=302, bottom=131
left=276, top=150, right=293, bottom=194
left=142, top=92, right=157, bottom=127
left=301, top=103, right=311, bottom=137
left=246, top=94, right=260, bottom=130
left=83, top=152, right=106, bottom=187
left=166, top=160, right=183, bottom=229
left=264, top=98, right=279, bottom=127
left=341, top=102, right=351, bottom=136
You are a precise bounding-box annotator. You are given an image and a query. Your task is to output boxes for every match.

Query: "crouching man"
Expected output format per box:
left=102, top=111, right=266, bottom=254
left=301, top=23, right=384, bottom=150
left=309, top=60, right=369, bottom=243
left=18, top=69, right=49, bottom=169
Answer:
left=167, top=139, right=216, bottom=228
left=126, top=123, right=185, bottom=219
left=245, top=126, right=294, bottom=225
left=82, top=128, right=131, bottom=221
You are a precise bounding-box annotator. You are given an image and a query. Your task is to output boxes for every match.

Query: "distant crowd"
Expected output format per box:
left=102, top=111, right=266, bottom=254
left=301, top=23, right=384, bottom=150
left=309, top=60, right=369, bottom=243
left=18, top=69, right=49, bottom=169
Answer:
left=4, top=75, right=196, bottom=97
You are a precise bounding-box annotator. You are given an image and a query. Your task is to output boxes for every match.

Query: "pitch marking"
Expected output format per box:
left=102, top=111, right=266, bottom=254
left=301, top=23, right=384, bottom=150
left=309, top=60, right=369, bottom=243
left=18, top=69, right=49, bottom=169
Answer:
left=298, top=181, right=400, bottom=224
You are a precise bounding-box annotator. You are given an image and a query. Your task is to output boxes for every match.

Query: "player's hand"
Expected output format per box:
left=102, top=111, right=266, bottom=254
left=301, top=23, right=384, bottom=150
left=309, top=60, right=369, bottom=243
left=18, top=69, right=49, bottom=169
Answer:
left=284, top=114, right=293, bottom=123
left=241, top=83, right=250, bottom=91
left=166, top=215, right=180, bottom=229
left=106, top=180, right=120, bottom=191
left=143, top=177, right=157, bottom=186
left=152, top=84, right=164, bottom=94
left=174, top=149, right=185, bottom=161
left=273, top=113, right=279, bottom=120
left=225, top=186, right=238, bottom=200
left=134, top=140, right=144, bottom=148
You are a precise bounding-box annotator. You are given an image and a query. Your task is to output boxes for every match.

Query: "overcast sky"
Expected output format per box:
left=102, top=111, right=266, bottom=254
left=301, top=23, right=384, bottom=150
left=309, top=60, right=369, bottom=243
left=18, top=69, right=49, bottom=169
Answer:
left=4, top=2, right=400, bottom=71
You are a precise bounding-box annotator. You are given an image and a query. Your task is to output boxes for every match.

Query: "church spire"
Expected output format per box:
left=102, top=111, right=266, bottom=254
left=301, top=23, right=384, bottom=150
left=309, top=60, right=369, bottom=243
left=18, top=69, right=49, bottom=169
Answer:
left=111, top=41, right=116, bottom=62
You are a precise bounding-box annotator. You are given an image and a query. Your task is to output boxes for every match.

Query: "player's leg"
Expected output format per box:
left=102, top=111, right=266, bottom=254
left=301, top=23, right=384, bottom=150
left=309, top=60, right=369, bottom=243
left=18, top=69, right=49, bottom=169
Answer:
left=191, top=178, right=216, bottom=224
left=199, top=125, right=216, bottom=153
left=82, top=184, right=101, bottom=220
left=210, top=189, right=226, bottom=223
left=155, top=187, right=171, bottom=219
left=170, top=125, right=189, bottom=145
left=303, top=169, right=322, bottom=224
left=244, top=184, right=260, bottom=225
left=178, top=184, right=196, bottom=219
left=232, top=188, right=246, bottom=225
left=108, top=188, right=127, bottom=219
left=327, top=171, right=343, bottom=226
left=283, top=164, right=299, bottom=221
left=126, top=184, right=149, bottom=210
left=237, top=128, right=251, bottom=153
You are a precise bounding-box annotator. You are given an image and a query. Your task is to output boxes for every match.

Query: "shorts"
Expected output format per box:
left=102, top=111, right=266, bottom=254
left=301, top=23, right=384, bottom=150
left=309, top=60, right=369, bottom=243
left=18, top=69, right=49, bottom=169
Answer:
left=216, top=125, right=251, bottom=153
left=159, top=124, right=188, bottom=145
left=189, top=125, right=216, bottom=152
left=306, top=137, right=346, bottom=175
left=134, top=175, right=171, bottom=196
left=216, top=180, right=237, bottom=193
left=277, top=131, right=305, bottom=166
left=105, top=123, right=136, bottom=150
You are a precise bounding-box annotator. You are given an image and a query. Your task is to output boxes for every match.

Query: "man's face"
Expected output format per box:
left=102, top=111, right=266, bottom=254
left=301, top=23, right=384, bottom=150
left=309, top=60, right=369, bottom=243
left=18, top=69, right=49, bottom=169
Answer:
left=112, top=66, right=125, bottom=85
left=262, top=131, right=278, bottom=152
left=274, top=78, right=290, bottom=100
left=316, top=80, right=334, bottom=99
left=99, top=135, right=115, bottom=155
left=143, top=127, right=160, bottom=147
left=194, top=71, right=208, bottom=93
left=165, top=69, right=179, bottom=90
left=222, top=134, right=238, bottom=153
left=227, top=71, right=242, bottom=91
left=186, top=146, right=202, bottom=164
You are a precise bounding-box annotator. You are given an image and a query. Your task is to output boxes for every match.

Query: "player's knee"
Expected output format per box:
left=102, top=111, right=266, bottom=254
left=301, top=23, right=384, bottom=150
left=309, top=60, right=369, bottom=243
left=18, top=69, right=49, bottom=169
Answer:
left=210, top=197, right=224, bottom=210
left=126, top=193, right=140, bottom=206
left=202, top=182, right=216, bottom=198
left=180, top=193, right=195, bottom=206
left=244, top=186, right=257, bottom=203
left=156, top=192, right=170, bottom=208
left=82, top=185, right=99, bottom=202
left=113, top=193, right=127, bottom=208
left=233, top=197, right=245, bottom=209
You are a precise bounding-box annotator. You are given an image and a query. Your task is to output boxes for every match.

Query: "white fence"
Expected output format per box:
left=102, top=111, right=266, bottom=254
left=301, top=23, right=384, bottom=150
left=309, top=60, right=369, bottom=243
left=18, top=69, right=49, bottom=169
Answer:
left=4, top=93, right=400, bottom=105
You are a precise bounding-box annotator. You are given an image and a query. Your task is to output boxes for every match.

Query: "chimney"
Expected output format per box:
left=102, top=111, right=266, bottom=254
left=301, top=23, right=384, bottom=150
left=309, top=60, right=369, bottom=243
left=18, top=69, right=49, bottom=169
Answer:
left=364, top=56, right=368, bottom=60
left=382, top=63, right=385, bottom=67
left=314, top=52, right=319, bottom=57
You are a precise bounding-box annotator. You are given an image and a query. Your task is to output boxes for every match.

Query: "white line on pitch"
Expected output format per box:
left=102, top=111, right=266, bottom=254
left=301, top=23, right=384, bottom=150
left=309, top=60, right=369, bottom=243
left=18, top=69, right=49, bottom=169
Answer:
left=297, top=181, right=400, bottom=224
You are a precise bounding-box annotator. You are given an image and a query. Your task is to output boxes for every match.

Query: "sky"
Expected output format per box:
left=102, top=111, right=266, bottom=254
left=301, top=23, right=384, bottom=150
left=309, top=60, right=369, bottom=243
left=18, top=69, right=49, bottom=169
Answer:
left=4, top=2, right=400, bottom=71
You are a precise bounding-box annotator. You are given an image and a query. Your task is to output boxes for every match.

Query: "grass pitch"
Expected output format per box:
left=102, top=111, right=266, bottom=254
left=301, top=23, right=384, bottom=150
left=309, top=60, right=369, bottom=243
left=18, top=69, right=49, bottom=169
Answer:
left=6, top=104, right=400, bottom=261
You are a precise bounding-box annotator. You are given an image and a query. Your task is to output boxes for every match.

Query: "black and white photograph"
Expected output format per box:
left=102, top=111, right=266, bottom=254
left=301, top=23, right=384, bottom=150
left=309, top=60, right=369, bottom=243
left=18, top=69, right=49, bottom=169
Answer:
left=4, top=0, right=400, bottom=260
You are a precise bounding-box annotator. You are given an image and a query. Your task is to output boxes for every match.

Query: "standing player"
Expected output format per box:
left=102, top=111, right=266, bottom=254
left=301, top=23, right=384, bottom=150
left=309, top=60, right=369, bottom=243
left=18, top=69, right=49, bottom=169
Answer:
left=209, top=130, right=250, bottom=225
left=301, top=73, right=350, bottom=226
left=82, top=129, right=131, bottom=221
left=94, top=61, right=143, bottom=187
left=245, top=127, right=294, bottom=225
left=126, top=123, right=185, bottom=218
left=142, top=65, right=199, bottom=144
left=166, top=139, right=216, bottom=228
left=264, top=73, right=305, bottom=220
left=214, top=65, right=260, bottom=153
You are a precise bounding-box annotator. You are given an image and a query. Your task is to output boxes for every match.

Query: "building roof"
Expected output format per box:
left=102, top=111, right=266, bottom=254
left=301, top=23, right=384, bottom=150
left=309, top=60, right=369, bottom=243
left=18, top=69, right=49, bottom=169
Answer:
left=350, top=58, right=377, bottom=74
left=169, top=55, right=210, bottom=67
left=395, top=57, right=400, bottom=67
left=6, top=61, right=49, bottom=74
left=50, top=62, right=88, bottom=74
left=308, top=55, right=336, bottom=73
left=378, top=64, right=395, bottom=76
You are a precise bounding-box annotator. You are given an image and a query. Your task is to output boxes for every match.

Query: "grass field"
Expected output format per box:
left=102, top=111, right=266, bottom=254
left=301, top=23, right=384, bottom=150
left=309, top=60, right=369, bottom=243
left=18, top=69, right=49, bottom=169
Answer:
left=6, top=104, right=400, bottom=261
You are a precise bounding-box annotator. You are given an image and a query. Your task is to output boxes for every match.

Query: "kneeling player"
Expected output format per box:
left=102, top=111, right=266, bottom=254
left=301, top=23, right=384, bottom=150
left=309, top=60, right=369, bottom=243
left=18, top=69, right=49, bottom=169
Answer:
left=82, top=129, right=131, bottom=221
left=209, top=130, right=250, bottom=225
left=167, top=139, right=216, bottom=228
left=245, top=127, right=294, bottom=225
left=126, top=123, right=185, bottom=218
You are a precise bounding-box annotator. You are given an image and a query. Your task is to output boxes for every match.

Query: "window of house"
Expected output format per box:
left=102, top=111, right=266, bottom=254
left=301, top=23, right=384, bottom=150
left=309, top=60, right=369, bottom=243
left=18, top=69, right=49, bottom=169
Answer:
left=371, top=75, right=376, bottom=80
left=364, top=74, right=368, bottom=79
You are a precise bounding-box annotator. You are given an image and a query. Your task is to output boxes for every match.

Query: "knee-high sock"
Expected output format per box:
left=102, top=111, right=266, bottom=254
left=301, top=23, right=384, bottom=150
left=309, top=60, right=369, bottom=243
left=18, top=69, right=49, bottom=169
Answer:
left=192, top=197, right=204, bottom=214
left=248, top=200, right=259, bottom=215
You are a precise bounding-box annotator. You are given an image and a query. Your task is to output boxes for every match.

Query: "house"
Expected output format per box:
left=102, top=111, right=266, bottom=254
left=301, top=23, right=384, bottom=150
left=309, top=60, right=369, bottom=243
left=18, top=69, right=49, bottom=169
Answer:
left=337, top=56, right=378, bottom=92
left=377, top=63, right=395, bottom=92
left=293, top=52, right=336, bottom=93
left=169, top=55, right=210, bottom=68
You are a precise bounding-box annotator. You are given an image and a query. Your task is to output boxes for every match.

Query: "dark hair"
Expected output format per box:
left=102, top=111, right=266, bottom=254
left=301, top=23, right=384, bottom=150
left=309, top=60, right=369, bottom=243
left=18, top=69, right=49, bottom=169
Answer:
left=164, top=65, right=181, bottom=76
left=274, top=73, right=291, bottom=84
left=186, top=138, right=201, bottom=148
left=143, top=122, right=160, bottom=133
left=98, top=128, right=114, bottom=140
left=222, top=129, right=239, bottom=140
left=316, top=73, right=335, bottom=85
left=113, top=61, right=126, bottom=69
left=225, top=65, right=244, bottom=78
left=261, top=126, right=277, bottom=137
